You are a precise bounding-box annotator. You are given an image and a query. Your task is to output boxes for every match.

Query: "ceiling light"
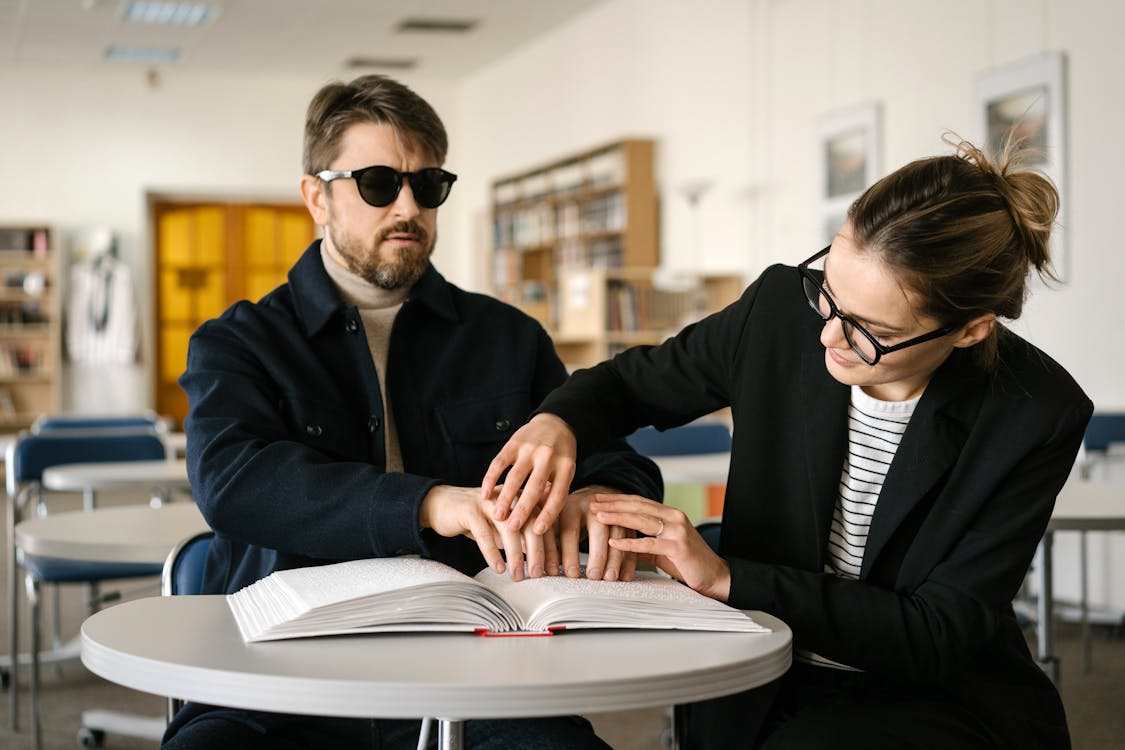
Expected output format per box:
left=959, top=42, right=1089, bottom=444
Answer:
left=121, top=2, right=218, bottom=26
left=345, top=57, right=417, bottom=70
left=395, top=18, right=477, bottom=33
left=105, top=45, right=182, bottom=63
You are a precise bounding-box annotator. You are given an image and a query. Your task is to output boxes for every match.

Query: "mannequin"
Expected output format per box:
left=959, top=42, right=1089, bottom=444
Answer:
left=65, top=227, right=138, bottom=365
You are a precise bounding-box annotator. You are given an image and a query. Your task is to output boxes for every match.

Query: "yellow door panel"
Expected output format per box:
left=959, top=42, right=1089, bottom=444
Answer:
left=160, top=323, right=192, bottom=381
left=155, top=201, right=316, bottom=428
left=159, top=210, right=193, bottom=265
left=194, top=207, right=226, bottom=265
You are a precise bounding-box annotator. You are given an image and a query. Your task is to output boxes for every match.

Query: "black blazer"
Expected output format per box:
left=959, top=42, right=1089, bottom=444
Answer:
left=542, top=264, right=1092, bottom=749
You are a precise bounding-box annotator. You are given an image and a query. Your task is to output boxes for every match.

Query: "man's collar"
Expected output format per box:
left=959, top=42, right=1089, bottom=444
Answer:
left=288, top=240, right=457, bottom=336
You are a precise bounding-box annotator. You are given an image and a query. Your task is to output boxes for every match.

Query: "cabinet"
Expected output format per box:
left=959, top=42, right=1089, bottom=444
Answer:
left=491, top=140, right=742, bottom=369
left=0, top=223, right=60, bottom=429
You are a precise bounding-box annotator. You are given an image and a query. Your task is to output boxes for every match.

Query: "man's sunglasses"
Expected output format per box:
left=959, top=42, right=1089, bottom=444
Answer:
left=316, top=165, right=457, bottom=209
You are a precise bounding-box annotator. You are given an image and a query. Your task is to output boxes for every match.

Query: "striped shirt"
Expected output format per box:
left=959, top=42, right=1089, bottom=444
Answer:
left=828, top=385, right=918, bottom=578
left=798, top=385, right=918, bottom=671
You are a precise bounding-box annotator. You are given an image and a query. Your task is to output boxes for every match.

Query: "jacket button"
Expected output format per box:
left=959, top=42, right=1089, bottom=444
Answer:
left=306, top=424, right=323, bottom=437
left=345, top=318, right=359, bottom=333
left=495, top=418, right=511, bottom=432
left=368, top=415, right=381, bottom=432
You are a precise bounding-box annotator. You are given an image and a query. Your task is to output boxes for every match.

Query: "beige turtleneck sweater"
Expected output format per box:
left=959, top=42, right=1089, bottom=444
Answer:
left=319, top=245, right=406, bottom=473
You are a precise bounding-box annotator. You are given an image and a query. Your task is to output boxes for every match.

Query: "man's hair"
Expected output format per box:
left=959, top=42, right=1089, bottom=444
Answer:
left=302, top=74, right=448, bottom=175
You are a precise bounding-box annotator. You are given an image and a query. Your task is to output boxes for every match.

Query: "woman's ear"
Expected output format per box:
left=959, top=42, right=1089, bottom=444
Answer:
left=300, top=174, right=329, bottom=226
left=952, top=313, right=997, bottom=349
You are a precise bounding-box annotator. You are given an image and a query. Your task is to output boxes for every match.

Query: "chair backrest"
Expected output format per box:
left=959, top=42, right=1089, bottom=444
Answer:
left=6, top=429, right=169, bottom=497
left=162, top=530, right=215, bottom=596
left=32, top=412, right=164, bottom=433
left=695, top=518, right=722, bottom=553
left=162, top=530, right=215, bottom=722
left=1084, top=413, right=1125, bottom=454
left=626, top=423, right=732, bottom=457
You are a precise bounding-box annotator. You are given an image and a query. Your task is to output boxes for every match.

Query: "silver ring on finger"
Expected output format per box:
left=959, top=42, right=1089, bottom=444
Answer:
left=655, top=518, right=665, bottom=539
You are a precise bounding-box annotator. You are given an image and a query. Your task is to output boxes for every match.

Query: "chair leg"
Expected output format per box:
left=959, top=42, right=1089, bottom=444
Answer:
left=27, top=573, right=43, bottom=750
left=1080, top=531, right=1092, bottom=673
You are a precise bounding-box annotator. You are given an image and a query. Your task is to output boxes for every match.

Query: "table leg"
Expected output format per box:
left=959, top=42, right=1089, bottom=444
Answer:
left=1036, top=532, right=1060, bottom=686
left=438, top=718, right=464, bottom=750
left=8, top=484, right=20, bottom=730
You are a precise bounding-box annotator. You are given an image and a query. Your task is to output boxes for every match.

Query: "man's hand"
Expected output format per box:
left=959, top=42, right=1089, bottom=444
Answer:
left=481, top=413, right=577, bottom=535
left=560, top=487, right=638, bottom=582
left=420, top=485, right=561, bottom=581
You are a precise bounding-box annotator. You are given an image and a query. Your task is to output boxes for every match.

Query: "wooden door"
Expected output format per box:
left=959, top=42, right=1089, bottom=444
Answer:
left=154, top=201, right=316, bottom=428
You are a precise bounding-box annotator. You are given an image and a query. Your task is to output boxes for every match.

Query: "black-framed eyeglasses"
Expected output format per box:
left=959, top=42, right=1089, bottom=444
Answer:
left=316, top=165, right=458, bottom=209
left=797, top=245, right=956, bottom=366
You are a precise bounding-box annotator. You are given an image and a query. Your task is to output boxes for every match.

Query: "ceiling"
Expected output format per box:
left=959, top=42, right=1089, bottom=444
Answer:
left=0, top=0, right=606, bottom=80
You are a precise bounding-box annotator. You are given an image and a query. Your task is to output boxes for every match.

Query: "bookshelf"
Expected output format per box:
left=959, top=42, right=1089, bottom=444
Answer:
left=0, top=223, right=60, bottom=430
left=493, top=139, right=746, bottom=370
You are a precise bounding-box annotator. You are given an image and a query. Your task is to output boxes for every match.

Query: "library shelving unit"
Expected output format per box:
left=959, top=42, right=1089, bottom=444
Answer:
left=0, top=223, right=60, bottom=431
left=491, top=139, right=743, bottom=369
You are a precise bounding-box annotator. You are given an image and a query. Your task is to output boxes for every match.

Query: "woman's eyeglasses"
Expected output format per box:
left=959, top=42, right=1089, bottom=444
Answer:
left=316, top=165, right=458, bottom=209
left=797, top=245, right=956, bottom=366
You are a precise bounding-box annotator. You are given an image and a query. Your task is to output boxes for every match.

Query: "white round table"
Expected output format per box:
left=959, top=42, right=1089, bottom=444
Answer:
left=15, top=502, right=207, bottom=564
left=83, top=595, right=791, bottom=749
left=41, top=459, right=191, bottom=509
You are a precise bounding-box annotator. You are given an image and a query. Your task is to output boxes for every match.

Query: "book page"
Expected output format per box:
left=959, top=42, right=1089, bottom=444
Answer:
left=229, top=557, right=519, bottom=641
left=473, top=567, right=767, bottom=633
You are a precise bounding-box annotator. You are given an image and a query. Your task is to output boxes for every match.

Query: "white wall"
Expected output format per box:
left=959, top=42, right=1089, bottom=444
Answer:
left=0, top=64, right=458, bottom=411
left=450, top=0, right=1124, bottom=413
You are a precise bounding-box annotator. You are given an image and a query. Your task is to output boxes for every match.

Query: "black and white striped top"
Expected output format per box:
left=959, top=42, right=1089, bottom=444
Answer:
left=798, top=386, right=919, bottom=671
left=828, top=385, right=919, bottom=579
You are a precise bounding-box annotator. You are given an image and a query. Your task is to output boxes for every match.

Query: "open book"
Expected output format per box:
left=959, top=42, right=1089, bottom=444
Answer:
left=228, top=557, right=768, bottom=642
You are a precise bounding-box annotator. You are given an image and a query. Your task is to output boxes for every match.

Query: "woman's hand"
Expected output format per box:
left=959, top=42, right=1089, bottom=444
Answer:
left=589, top=494, right=731, bottom=601
left=481, top=413, right=577, bottom=534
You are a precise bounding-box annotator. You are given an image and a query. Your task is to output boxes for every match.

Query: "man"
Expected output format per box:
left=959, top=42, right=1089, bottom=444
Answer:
left=166, top=74, right=661, bottom=749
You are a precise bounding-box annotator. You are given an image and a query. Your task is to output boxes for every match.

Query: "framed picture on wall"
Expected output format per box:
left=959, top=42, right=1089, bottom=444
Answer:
left=974, top=52, right=1068, bottom=279
left=818, top=102, right=883, bottom=245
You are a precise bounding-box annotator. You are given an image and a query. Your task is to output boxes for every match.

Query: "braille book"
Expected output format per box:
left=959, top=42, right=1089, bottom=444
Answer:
left=228, top=556, right=768, bottom=642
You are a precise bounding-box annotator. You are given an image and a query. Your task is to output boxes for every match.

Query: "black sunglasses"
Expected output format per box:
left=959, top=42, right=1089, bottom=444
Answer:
left=316, top=165, right=457, bottom=209
left=797, top=245, right=956, bottom=366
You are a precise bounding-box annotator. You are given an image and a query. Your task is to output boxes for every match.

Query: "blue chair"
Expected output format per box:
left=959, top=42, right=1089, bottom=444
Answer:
left=161, top=531, right=215, bottom=723
left=32, top=412, right=165, bottom=433
left=1083, top=413, right=1125, bottom=455
left=626, top=422, right=732, bottom=457
left=5, top=429, right=169, bottom=748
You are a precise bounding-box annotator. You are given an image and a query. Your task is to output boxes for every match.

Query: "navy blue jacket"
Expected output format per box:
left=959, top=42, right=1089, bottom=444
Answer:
left=179, top=241, right=662, bottom=594
left=540, top=263, right=1091, bottom=749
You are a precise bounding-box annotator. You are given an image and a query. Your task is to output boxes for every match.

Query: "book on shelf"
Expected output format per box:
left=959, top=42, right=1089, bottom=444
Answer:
left=228, top=557, right=769, bottom=643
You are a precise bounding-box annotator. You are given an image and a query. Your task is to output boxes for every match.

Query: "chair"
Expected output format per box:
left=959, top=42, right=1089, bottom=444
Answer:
left=161, top=530, right=215, bottom=723
left=32, top=411, right=165, bottom=433
left=5, top=428, right=168, bottom=748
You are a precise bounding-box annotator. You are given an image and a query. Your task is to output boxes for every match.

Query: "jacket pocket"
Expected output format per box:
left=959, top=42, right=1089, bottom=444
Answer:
left=436, top=389, right=531, bottom=482
left=281, top=396, right=368, bottom=461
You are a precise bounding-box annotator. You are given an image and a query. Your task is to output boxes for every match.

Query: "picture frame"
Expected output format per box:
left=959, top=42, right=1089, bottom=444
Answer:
left=974, top=52, right=1068, bottom=279
left=818, top=102, right=883, bottom=245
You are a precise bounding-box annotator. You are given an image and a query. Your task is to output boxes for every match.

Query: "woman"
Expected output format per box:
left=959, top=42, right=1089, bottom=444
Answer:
left=482, top=137, right=1091, bottom=749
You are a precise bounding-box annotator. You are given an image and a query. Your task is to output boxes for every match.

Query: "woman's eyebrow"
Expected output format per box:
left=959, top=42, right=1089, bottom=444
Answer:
left=821, top=277, right=905, bottom=333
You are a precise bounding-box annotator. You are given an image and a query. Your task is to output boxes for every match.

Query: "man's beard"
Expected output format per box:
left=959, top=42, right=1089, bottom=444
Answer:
left=330, top=220, right=434, bottom=290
